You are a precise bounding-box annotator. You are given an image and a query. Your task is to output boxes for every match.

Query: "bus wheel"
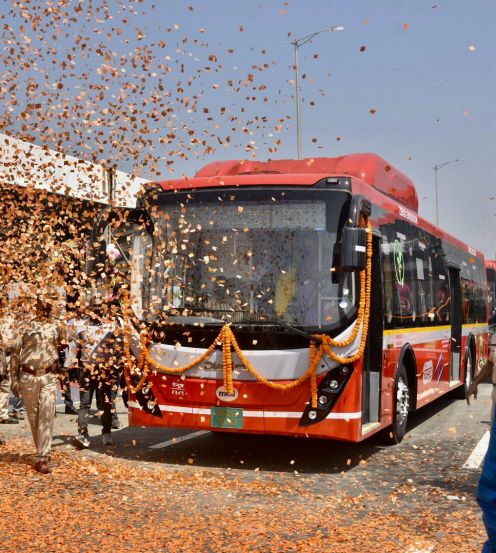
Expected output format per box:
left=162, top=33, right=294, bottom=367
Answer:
left=385, top=364, right=410, bottom=444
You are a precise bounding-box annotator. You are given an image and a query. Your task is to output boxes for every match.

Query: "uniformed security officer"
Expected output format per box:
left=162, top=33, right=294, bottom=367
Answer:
left=10, top=291, right=67, bottom=474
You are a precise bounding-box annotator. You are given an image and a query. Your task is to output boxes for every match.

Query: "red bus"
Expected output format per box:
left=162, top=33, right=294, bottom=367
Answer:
left=487, top=260, right=496, bottom=331
left=92, top=153, right=489, bottom=443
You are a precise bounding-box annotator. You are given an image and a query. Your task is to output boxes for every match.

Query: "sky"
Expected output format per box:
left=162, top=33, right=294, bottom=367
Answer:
left=1, top=0, right=495, bottom=256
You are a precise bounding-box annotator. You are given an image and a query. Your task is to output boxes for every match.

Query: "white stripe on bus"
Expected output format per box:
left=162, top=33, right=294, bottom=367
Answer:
left=128, top=401, right=361, bottom=420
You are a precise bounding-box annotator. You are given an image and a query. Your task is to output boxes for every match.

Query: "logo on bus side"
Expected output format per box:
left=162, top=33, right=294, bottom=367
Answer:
left=398, top=206, right=418, bottom=224
left=216, top=386, right=239, bottom=402
left=423, top=360, right=433, bottom=385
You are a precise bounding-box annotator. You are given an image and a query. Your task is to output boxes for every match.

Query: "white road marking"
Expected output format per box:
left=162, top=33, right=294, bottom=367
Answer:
left=149, top=430, right=210, bottom=450
left=463, top=431, right=490, bottom=469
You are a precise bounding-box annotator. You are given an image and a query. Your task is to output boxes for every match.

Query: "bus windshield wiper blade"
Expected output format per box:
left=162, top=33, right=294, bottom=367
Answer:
left=233, top=319, right=321, bottom=344
left=161, top=315, right=226, bottom=324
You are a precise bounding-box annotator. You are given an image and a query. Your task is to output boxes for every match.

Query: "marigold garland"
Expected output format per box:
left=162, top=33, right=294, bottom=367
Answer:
left=121, top=221, right=373, bottom=409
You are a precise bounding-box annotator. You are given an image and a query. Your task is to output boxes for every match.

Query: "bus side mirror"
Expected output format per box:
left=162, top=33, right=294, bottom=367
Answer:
left=340, top=226, right=367, bottom=271
left=86, top=239, right=107, bottom=276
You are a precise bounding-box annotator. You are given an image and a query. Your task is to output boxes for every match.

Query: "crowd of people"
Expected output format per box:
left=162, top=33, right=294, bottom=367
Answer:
left=0, top=289, right=125, bottom=474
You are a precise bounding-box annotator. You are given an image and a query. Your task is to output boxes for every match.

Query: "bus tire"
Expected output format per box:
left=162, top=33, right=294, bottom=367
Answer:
left=385, top=364, right=410, bottom=445
left=452, top=347, right=474, bottom=400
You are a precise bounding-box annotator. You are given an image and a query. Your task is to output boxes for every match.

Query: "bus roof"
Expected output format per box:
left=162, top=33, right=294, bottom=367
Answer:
left=156, top=153, right=418, bottom=213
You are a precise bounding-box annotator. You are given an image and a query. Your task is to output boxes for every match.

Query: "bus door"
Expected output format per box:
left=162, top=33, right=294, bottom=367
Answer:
left=448, top=266, right=462, bottom=382
left=362, top=233, right=383, bottom=425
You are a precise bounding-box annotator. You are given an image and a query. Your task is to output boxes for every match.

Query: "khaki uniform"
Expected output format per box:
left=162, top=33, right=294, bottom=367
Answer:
left=13, top=317, right=65, bottom=462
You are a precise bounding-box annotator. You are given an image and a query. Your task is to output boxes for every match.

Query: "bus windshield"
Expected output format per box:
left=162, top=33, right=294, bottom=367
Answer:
left=140, top=188, right=356, bottom=331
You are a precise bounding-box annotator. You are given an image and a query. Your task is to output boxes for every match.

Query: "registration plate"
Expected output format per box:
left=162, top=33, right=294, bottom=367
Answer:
left=210, top=406, right=243, bottom=429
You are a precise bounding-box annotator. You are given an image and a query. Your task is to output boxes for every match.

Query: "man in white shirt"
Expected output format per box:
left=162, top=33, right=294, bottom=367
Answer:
left=73, top=296, right=123, bottom=448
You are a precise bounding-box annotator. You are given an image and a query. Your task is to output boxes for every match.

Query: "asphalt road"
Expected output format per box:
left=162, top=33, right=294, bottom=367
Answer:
left=1, top=383, right=492, bottom=552
left=3, top=383, right=492, bottom=484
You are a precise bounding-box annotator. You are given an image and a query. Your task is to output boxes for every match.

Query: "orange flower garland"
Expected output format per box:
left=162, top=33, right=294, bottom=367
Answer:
left=121, top=221, right=373, bottom=409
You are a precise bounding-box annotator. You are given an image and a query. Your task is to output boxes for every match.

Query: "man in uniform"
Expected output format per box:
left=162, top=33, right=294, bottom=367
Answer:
left=10, top=291, right=67, bottom=474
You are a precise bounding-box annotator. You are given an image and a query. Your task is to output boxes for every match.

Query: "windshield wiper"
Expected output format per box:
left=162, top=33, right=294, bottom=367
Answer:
left=233, top=319, right=321, bottom=344
left=160, top=315, right=226, bottom=325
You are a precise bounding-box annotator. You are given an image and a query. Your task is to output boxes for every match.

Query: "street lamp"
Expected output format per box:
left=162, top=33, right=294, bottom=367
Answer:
left=433, top=158, right=462, bottom=227
left=292, top=25, right=344, bottom=159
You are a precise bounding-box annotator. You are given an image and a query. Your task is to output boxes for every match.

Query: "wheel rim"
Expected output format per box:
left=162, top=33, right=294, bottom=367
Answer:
left=396, top=377, right=409, bottom=426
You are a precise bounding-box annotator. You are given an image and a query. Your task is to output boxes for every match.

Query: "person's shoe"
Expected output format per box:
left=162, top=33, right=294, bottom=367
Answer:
left=0, top=417, right=19, bottom=424
left=11, top=411, right=24, bottom=420
left=65, top=406, right=78, bottom=415
left=34, top=460, right=52, bottom=474
left=111, top=419, right=121, bottom=430
left=102, top=433, right=114, bottom=446
left=74, top=433, right=90, bottom=449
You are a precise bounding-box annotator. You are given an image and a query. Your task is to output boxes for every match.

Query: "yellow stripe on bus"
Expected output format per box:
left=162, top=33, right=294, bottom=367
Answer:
left=383, top=322, right=487, bottom=336
left=383, top=325, right=450, bottom=336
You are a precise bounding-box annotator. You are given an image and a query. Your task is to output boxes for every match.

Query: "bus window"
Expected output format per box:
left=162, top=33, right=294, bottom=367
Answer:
left=381, top=240, right=394, bottom=328
left=412, top=238, right=434, bottom=325
left=435, top=281, right=450, bottom=322
left=391, top=238, right=414, bottom=326
left=488, top=268, right=496, bottom=327
left=431, top=247, right=449, bottom=324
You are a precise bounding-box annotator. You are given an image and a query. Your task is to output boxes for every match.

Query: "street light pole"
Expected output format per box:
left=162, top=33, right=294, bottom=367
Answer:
left=433, top=158, right=461, bottom=227
left=292, top=26, right=344, bottom=160
left=294, top=40, right=302, bottom=160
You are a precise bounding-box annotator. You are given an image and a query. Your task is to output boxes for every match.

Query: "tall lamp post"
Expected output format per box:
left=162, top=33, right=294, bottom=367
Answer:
left=433, top=158, right=461, bottom=227
left=292, top=25, right=344, bottom=160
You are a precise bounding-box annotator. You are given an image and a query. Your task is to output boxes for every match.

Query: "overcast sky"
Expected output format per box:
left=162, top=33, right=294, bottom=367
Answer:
left=2, top=0, right=495, bottom=256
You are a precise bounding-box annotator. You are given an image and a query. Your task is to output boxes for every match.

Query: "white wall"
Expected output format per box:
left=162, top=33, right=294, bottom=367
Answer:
left=0, top=133, right=147, bottom=208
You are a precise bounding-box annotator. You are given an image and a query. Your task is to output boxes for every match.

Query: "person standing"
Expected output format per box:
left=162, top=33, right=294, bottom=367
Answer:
left=467, top=332, right=496, bottom=551
left=467, top=332, right=496, bottom=419
left=0, top=329, right=6, bottom=448
left=478, top=411, right=496, bottom=552
left=73, top=295, right=123, bottom=448
left=10, top=292, right=67, bottom=474
left=0, top=326, right=11, bottom=429
left=0, top=296, right=20, bottom=425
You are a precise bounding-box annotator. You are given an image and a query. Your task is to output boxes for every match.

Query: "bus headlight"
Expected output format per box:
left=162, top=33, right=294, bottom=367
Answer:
left=299, top=364, right=355, bottom=427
